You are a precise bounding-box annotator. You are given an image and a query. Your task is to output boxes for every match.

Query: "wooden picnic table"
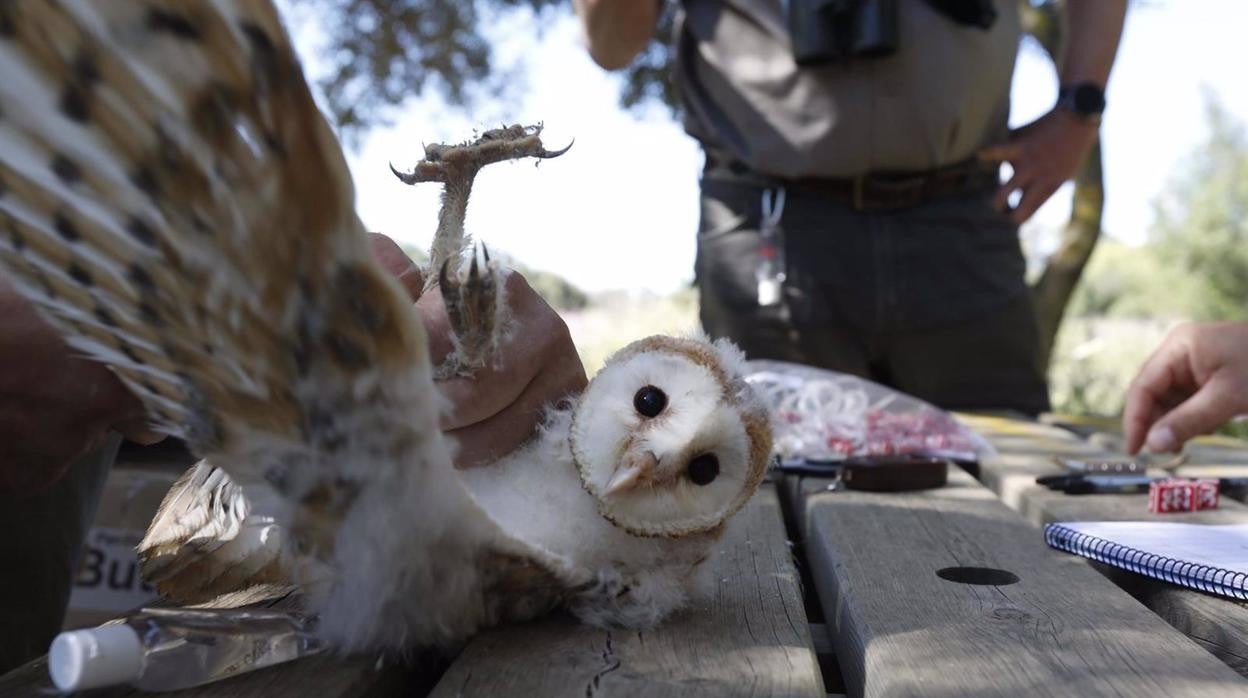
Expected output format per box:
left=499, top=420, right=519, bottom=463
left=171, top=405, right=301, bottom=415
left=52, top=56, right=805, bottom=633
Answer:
left=5, top=415, right=1248, bottom=696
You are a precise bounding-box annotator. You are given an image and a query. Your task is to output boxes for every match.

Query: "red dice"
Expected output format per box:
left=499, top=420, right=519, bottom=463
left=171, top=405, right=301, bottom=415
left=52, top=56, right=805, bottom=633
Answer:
left=1149, top=478, right=1220, bottom=513
left=1195, top=478, right=1220, bottom=510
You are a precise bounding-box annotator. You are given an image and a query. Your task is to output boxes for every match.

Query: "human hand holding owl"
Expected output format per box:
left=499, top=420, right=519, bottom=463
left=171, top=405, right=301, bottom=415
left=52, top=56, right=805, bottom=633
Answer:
left=369, top=231, right=588, bottom=468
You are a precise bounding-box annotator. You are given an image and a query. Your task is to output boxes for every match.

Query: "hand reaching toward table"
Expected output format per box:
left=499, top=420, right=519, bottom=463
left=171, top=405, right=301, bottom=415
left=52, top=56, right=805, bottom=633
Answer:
left=1123, top=322, right=1248, bottom=454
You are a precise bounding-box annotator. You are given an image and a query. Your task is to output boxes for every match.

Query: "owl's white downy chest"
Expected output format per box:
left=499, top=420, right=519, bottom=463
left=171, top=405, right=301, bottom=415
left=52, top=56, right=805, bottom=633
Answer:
left=456, top=408, right=709, bottom=576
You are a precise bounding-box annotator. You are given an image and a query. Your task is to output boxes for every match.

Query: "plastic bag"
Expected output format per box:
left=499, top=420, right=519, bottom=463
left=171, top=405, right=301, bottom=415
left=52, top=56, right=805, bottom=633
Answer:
left=745, top=360, right=994, bottom=462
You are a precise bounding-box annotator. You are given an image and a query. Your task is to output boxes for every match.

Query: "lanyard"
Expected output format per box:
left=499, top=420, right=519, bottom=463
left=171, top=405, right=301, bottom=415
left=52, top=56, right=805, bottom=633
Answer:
left=756, top=187, right=787, bottom=306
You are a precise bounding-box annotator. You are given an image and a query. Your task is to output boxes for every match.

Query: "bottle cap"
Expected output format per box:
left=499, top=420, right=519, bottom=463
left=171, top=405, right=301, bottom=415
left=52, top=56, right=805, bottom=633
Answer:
left=48, top=624, right=143, bottom=692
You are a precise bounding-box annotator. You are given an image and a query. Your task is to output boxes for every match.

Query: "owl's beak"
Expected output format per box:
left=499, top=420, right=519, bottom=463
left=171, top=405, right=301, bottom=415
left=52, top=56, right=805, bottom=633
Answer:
left=604, top=451, right=659, bottom=496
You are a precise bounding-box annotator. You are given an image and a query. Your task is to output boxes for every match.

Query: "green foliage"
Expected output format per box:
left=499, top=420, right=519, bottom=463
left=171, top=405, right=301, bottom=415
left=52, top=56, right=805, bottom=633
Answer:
left=567, top=288, right=699, bottom=375
left=616, top=7, right=679, bottom=115
left=1047, top=317, right=1169, bottom=417
left=1050, top=98, right=1248, bottom=428
left=1064, top=241, right=1199, bottom=320
left=1149, top=100, right=1248, bottom=321
left=1065, top=99, right=1248, bottom=325
left=399, top=244, right=429, bottom=265
left=514, top=264, right=589, bottom=312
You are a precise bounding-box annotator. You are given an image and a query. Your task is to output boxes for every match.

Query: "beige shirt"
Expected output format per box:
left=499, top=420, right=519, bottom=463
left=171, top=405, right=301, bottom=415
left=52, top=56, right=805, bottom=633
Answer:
left=676, top=0, right=1021, bottom=178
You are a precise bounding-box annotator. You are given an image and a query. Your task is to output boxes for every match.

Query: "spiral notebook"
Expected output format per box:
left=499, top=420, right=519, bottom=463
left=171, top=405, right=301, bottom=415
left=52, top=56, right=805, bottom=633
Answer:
left=1044, top=521, right=1248, bottom=600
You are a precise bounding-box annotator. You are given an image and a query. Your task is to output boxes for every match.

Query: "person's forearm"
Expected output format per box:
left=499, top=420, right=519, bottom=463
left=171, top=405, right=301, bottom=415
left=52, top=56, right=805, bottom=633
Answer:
left=571, top=0, right=660, bottom=70
left=1060, top=0, right=1127, bottom=86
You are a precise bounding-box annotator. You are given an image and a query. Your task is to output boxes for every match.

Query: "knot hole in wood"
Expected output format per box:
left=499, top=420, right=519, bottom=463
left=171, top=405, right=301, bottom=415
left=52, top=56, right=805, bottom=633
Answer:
left=935, top=566, right=1020, bottom=586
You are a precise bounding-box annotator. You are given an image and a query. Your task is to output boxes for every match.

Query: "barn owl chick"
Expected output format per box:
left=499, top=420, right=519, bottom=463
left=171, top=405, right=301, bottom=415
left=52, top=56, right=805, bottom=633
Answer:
left=0, top=0, right=771, bottom=655
left=459, top=333, right=773, bottom=627
left=143, top=331, right=773, bottom=634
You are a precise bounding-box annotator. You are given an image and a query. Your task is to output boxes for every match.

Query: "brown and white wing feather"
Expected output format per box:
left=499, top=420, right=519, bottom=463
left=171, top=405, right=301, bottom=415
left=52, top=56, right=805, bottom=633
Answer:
left=0, top=0, right=581, bottom=652
left=138, top=460, right=308, bottom=604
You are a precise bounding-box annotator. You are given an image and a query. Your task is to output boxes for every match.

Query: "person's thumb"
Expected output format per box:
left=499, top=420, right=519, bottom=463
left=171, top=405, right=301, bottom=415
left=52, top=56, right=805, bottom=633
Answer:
left=1145, top=381, right=1238, bottom=453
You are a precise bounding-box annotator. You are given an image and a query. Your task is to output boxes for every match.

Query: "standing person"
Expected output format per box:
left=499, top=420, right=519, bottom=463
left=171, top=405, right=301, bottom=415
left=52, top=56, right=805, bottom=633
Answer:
left=572, top=0, right=1126, bottom=414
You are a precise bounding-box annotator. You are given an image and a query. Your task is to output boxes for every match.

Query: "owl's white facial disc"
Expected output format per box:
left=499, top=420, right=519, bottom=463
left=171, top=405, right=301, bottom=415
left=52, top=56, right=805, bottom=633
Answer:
left=571, top=336, right=771, bottom=537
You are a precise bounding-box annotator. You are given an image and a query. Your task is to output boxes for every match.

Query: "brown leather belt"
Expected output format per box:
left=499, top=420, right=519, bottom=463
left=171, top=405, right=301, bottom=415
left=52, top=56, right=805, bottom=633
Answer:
left=703, top=156, right=1000, bottom=213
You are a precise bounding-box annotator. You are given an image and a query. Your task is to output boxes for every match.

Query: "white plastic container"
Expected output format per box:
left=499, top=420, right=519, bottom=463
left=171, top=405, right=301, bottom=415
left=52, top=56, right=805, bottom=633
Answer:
left=49, top=606, right=325, bottom=692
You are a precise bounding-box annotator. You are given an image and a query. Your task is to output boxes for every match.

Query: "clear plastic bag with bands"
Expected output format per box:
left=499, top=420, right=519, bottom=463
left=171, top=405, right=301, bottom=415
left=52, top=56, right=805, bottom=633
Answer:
left=745, top=360, right=995, bottom=463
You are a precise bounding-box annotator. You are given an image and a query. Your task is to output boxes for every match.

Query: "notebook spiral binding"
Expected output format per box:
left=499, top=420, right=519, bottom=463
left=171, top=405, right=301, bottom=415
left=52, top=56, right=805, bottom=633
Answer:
left=1044, top=523, right=1248, bottom=600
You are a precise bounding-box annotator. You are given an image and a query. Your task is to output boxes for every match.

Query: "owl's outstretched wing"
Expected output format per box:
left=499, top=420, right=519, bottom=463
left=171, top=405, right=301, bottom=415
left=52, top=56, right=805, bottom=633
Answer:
left=0, top=0, right=580, bottom=651
left=138, top=460, right=312, bottom=604
left=140, top=461, right=590, bottom=629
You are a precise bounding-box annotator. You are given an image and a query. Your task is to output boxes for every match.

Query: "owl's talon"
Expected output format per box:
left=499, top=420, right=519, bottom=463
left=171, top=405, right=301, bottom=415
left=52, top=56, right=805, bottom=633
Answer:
left=535, top=138, right=574, bottom=160
left=392, top=124, right=572, bottom=189
left=434, top=245, right=504, bottom=381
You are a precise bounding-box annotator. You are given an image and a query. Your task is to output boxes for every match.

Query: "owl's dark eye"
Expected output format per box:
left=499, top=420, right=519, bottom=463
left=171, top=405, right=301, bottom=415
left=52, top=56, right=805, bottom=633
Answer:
left=633, top=385, right=667, bottom=418
left=687, top=453, right=719, bottom=486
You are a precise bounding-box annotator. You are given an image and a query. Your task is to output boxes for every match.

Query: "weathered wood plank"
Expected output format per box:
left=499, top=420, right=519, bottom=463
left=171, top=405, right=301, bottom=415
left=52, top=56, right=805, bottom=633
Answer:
left=429, top=485, right=824, bottom=698
left=966, top=415, right=1248, bottom=680
left=788, top=467, right=1248, bottom=697
left=0, top=585, right=434, bottom=697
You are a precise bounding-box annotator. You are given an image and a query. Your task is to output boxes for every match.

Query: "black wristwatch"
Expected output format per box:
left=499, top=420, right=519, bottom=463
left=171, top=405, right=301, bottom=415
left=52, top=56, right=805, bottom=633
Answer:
left=1057, top=82, right=1107, bottom=124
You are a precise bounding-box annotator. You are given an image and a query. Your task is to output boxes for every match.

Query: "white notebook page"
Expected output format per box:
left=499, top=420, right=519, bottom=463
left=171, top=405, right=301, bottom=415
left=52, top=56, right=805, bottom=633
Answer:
left=1057, top=521, right=1248, bottom=579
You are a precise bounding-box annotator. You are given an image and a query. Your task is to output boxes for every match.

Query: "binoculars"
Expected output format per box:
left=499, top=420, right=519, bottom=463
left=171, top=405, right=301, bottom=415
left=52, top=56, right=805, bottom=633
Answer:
left=788, top=0, right=998, bottom=67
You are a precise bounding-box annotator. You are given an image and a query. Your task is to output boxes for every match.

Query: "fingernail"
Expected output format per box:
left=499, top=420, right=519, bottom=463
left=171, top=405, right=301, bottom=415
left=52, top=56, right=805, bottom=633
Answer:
left=1146, top=426, right=1177, bottom=453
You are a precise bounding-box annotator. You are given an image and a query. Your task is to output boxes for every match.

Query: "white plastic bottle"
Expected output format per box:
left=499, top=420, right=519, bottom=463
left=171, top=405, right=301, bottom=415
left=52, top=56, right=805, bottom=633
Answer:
left=48, top=607, right=326, bottom=692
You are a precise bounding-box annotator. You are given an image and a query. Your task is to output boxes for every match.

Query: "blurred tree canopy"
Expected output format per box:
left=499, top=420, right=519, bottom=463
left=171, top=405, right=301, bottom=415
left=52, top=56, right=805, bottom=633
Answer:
left=290, top=0, right=673, bottom=136
left=291, top=0, right=561, bottom=135
left=1150, top=99, right=1248, bottom=321
left=1049, top=98, right=1248, bottom=427
left=1069, top=98, right=1248, bottom=324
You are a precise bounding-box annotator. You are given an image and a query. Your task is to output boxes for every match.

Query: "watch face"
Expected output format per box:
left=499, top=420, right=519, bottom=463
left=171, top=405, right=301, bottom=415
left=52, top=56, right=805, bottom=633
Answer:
left=1073, top=85, right=1106, bottom=115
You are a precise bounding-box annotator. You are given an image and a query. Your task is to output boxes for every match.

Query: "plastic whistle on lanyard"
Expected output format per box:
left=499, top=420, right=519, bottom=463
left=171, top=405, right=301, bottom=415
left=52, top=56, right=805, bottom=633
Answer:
left=756, top=187, right=787, bottom=307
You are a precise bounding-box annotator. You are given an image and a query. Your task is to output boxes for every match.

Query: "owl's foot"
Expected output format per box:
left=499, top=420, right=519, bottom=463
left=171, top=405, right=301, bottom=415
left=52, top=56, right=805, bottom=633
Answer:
left=389, top=123, right=572, bottom=185
left=392, top=123, right=571, bottom=297
left=434, top=244, right=506, bottom=381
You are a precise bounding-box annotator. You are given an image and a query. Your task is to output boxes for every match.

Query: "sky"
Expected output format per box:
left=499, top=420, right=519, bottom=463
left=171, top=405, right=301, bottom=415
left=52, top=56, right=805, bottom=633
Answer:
left=289, top=2, right=1248, bottom=295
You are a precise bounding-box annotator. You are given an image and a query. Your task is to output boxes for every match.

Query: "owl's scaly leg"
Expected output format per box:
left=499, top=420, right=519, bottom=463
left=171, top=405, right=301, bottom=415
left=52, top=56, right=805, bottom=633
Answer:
left=390, top=123, right=571, bottom=295
left=436, top=244, right=506, bottom=379
left=391, top=124, right=570, bottom=378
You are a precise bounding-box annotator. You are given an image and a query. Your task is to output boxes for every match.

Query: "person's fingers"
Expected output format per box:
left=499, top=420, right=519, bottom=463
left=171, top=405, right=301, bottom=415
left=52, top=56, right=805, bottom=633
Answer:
left=432, top=273, right=578, bottom=430
left=449, top=357, right=587, bottom=468
left=1010, top=178, right=1059, bottom=224
left=437, top=361, right=533, bottom=431
left=1145, top=379, right=1240, bottom=453
left=435, top=308, right=572, bottom=430
left=413, top=287, right=455, bottom=364
left=993, top=170, right=1028, bottom=212
left=367, top=233, right=424, bottom=301
left=1123, top=328, right=1196, bottom=453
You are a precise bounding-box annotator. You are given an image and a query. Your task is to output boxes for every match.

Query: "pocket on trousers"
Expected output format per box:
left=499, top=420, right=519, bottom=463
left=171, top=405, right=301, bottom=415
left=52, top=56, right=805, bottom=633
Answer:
left=695, top=193, right=764, bottom=312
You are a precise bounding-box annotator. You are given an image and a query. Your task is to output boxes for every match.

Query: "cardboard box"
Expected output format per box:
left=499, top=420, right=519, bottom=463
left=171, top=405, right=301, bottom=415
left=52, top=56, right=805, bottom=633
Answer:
left=62, top=465, right=181, bottom=629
